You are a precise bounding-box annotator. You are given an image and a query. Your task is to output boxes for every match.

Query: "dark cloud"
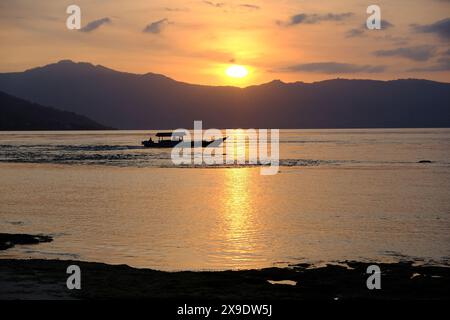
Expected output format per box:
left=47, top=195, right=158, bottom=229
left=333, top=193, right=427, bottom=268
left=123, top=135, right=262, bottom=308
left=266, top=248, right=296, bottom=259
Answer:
left=278, top=12, right=353, bottom=27
left=143, top=18, right=170, bottom=34
left=373, top=45, right=437, bottom=61
left=164, top=7, right=189, bottom=12
left=380, top=20, right=394, bottom=29
left=408, top=57, right=450, bottom=72
left=379, top=35, right=410, bottom=46
left=345, top=20, right=394, bottom=38
left=279, top=62, right=385, bottom=74
left=239, top=4, right=260, bottom=10
left=80, top=17, right=111, bottom=32
left=412, top=18, right=450, bottom=40
left=346, top=28, right=365, bottom=38
left=202, top=2, right=259, bottom=11
left=203, top=1, right=226, bottom=8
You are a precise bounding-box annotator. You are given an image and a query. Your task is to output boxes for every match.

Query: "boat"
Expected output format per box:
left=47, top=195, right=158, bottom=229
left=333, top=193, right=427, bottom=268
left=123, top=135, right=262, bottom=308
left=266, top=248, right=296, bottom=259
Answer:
left=142, top=132, right=227, bottom=148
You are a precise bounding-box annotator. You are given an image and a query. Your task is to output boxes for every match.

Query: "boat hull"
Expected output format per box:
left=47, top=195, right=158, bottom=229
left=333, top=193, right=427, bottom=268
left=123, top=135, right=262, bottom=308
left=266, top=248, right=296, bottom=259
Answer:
left=142, top=137, right=227, bottom=148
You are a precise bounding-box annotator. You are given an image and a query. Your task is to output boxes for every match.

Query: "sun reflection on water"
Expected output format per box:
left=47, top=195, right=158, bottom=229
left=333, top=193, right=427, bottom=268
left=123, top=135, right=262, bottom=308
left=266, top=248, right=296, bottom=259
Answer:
left=220, top=168, right=260, bottom=263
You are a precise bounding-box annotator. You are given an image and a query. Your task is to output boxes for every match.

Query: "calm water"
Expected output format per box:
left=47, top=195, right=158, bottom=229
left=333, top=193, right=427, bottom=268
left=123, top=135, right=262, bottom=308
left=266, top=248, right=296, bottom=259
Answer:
left=0, top=129, right=449, bottom=270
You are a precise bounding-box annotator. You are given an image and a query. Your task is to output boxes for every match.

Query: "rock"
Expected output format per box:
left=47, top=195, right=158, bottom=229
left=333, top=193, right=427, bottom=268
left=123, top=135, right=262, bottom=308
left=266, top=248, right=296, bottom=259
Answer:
left=0, top=259, right=449, bottom=300
left=0, top=233, right=53, bottom=250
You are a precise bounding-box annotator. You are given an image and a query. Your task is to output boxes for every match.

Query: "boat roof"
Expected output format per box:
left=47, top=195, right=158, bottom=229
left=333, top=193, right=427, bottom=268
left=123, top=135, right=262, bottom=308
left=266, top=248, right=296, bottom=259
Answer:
left=156, top=132, right=186, bottom=137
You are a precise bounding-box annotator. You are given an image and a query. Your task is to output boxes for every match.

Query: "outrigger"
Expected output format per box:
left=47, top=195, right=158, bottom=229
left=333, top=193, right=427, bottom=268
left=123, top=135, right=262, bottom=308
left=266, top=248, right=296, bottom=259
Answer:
left=142, top=132, right=227, bottom=148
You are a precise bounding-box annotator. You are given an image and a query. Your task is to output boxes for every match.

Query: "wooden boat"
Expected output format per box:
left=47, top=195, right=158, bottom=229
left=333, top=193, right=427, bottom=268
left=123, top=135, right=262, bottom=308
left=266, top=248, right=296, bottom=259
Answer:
left=142, top=132, right=227, bottom=148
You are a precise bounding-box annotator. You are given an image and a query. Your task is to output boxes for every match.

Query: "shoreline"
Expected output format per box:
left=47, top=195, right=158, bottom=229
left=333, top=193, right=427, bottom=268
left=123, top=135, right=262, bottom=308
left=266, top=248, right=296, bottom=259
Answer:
left=1, top=258, right=449, bottom=300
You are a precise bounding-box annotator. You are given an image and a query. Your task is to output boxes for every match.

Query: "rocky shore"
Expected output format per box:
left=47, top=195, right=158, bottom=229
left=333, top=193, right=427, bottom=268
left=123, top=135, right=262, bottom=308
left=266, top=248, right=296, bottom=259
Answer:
left=1, top=233, right=449, bottom=300
left=0, top=258, right=449, bottom=300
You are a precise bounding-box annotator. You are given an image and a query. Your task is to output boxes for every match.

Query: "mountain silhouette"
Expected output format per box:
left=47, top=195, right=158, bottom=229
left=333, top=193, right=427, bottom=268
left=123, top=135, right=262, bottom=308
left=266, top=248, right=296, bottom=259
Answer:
left=0, top=91, right=111, bottom=130
left=0, top=60, right=448, bottom=129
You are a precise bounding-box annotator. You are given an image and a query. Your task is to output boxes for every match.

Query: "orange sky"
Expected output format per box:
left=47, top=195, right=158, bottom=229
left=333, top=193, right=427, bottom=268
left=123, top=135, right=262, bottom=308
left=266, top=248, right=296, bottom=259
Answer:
left=0, top=0, right=449, bottom=86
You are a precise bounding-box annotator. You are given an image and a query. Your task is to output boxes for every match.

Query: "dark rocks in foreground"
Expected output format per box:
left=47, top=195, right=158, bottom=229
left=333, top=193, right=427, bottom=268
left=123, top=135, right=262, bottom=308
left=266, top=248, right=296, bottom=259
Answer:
left=0, top=259, right=448, bottom=300
left=0, top=233, right=53, bottom=251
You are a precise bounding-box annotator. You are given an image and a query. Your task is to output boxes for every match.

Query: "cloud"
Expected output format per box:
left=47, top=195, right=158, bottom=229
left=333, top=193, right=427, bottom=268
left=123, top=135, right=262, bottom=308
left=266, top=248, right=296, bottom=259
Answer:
left=202, top=2, right=259, bottom=11
left=345, top=20, right=394, bottom=38
left=143, top=18, right=170, bottom=34
left=346, top=28, right=365, bottom=38
left=408, top=57, right=450, bottom=72
left=379, top=35, right=410, bottom=46
left=278, top=12, right=353, bottom=27
left=238, top=4, right=260, bottom=10
left=373, top=45, right=437, bottom=61
left=203, top=1, right=226, bottom=8
left=164, top=7, right=189, bottom=12
left=412, top=18, right=450, bottom=40
left=278, top=62, right=386, bottom=74
left=80, top=17, right=111, bottom=32
left=380, top=20, right=394, bottom=29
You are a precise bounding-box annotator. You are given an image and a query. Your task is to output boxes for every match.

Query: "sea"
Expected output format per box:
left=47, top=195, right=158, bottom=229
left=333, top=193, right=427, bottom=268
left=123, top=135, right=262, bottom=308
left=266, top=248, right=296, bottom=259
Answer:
left=0, top=129, right=449, bottom=270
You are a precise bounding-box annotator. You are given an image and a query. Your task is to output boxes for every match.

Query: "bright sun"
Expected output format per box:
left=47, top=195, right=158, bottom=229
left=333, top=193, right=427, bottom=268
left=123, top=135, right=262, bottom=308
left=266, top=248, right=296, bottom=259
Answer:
left=226, top=65, right=248, bottom=78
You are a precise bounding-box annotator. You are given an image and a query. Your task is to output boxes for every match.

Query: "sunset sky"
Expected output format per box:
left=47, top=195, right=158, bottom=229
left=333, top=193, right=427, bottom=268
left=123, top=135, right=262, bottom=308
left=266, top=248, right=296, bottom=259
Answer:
left=0, top=0, right=449, bottom=86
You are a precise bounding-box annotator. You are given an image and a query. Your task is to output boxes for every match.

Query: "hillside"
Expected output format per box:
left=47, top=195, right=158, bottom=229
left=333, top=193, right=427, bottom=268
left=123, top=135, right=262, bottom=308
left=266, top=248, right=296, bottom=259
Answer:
left=0, top=91, right=112, bottom=130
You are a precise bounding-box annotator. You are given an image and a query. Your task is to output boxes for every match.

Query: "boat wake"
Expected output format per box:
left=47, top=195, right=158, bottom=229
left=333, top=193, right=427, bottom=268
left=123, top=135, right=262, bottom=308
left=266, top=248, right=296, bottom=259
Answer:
left=1, top=143, right=448, bottom=169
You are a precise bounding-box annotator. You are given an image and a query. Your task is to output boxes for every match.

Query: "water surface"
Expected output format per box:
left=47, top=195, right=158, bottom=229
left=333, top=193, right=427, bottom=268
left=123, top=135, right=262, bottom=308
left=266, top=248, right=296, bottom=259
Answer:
left=1, top=129, right=449, bottom=270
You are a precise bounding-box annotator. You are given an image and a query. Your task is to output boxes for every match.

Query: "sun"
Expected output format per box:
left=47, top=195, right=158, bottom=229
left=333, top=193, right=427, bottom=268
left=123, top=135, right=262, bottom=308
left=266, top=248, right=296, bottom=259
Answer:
left=226, top=65, right=249, bottom=78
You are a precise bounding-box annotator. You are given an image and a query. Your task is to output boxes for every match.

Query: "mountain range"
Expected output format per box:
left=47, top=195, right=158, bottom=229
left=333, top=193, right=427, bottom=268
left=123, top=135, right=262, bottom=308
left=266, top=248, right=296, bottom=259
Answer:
left=0, top=60, right=449, bottom=129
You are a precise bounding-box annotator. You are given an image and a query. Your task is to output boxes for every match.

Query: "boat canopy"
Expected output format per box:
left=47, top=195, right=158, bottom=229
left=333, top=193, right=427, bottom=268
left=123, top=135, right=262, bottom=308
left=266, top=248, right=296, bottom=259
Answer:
left=156, top=132, right=186, bottom=137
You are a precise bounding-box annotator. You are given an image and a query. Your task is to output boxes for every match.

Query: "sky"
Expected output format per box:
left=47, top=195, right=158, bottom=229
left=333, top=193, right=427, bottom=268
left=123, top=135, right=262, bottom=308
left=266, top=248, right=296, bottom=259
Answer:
left=0, top=0, right=449, bottom=86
